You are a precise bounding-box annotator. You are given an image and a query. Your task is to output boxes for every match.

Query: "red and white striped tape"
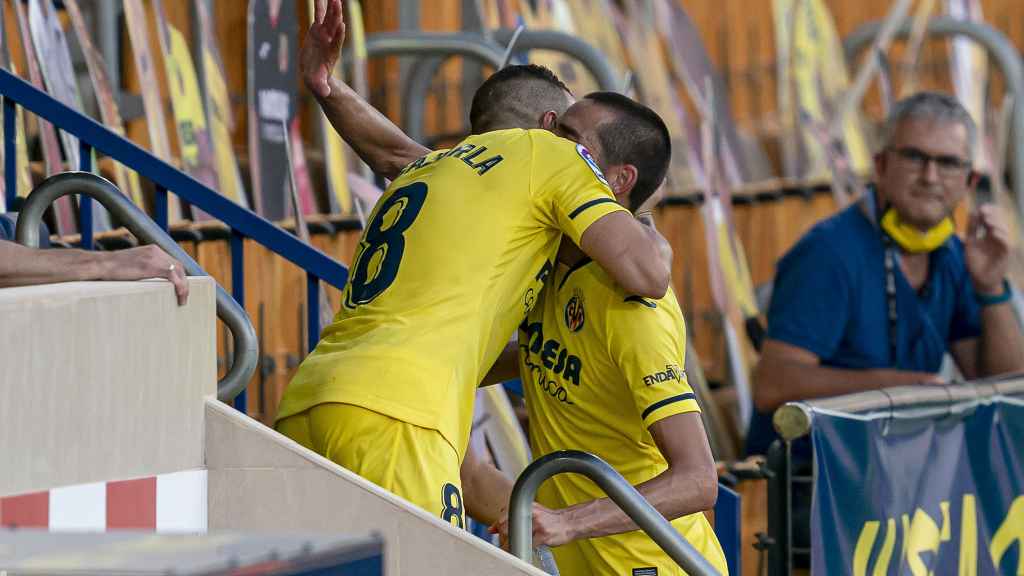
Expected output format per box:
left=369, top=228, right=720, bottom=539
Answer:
left=0, top=469, right=207, bottom=532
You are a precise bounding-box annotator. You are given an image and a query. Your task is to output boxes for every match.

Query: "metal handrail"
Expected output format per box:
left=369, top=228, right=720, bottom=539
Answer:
left=843, top=16, right=1024, bottom=216
left=773, top=374, right=1024, bottom=441
left=0, top=66, right=348, bottom=288
left=490, top=28, right=620, bottom=91
left=348, top=31, right=506, bottom=69
left=15, top=172, right=258, bottom=402
left=508, top=450, right=720, bottom=576
left=400, top=29, right=621, bottom=142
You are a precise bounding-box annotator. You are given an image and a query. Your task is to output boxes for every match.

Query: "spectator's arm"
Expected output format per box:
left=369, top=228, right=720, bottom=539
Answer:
left=489, top=413, right=717, bottom=546
left=753, top=338, right=942, bottom=412
left=949, top=205, right=1024, bottom=377
left=949, top=302, right=1024, bottom=379
left=0, top=241, right=188, bottom=305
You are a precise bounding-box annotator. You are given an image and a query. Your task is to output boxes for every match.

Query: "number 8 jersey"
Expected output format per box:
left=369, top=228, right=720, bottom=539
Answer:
left=275, top=128, right=627, bottom=459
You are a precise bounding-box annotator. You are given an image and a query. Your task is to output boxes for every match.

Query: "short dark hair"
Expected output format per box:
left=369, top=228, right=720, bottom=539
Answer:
left=883, top=91, right=977, bottom=156
left=584, top=92, right=671, bottom=211
left=469, top=64, right=572, bottom=134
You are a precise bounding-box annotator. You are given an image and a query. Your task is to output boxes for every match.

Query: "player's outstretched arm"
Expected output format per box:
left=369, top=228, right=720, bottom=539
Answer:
left=579, top=211, right=671, bottom=299
left=302, top=0, right=427, bottom=179
left=489, top=412, right=717, bottom=546
left=460, top=447, right=515, bottom=526
left=0, top=241, right=188, bottom=305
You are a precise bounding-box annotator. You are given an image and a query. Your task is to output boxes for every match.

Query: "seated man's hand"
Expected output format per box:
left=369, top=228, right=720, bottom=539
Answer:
left=489, top=503, right=575, bottom=550
left=302, top=0, right=346, bottom=99
left=104, top=245, right=188, bottom=306
left=965, top=204, right=1011, bottom=294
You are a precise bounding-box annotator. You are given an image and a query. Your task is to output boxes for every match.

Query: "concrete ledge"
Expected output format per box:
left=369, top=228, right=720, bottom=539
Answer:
left=0, top=278, right=216, bottom=495
left=205, top=400, right=544, bottom=576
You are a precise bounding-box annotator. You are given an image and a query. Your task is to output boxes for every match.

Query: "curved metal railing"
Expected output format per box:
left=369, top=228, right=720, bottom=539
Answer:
left=15, top=172, right=258, bottom=402
left=508, top=450, right=720, bottom=576
left=374, top=29, right=620, bottom=143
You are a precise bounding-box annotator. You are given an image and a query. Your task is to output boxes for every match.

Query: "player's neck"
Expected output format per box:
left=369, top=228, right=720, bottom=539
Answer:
left=556, top=241, right=587, bottom=267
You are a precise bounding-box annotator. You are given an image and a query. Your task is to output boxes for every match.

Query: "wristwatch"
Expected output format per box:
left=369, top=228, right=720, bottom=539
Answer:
left=975, top=278, right=1013, bottom=307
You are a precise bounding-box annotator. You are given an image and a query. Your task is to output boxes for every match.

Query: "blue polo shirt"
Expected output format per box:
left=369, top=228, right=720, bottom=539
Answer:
left=745, top=202, right=982, bottom=456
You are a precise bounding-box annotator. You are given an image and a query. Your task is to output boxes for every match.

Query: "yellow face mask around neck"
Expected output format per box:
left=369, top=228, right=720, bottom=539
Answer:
left=880, top=208, right=954, bottom=253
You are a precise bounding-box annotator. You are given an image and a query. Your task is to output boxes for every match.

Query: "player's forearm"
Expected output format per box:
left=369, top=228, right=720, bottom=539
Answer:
left=461, top=448, right=515, bottom=525
left=635, top=210, right=673, bottom=275
left=318, top=76, right=428, bottom=179
left=479, top=342, right=521, bottom=387
left=560, top=465, right=717, bottom=542
left=0, top=241, right=103, bottom=287
left=977, top=301, right=1024, bottom=376
left=753, top=352, right=938, bottom=412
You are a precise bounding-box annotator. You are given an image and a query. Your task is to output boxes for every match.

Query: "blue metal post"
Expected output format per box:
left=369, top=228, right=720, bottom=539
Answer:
left=79, top=141, right=93, bottom=250
left=155, top=185, right=168, bottom=232
left=230, top=229, right=247, bottom=413
left=714, top=484, right=741, bottom=576
left=307, top=272, right=319, bottom=354
left=3, top=97, right=15, bottom=210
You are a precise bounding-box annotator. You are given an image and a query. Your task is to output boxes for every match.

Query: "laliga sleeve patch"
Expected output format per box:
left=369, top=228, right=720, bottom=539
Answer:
left=576, top=143, right=609, bottom=186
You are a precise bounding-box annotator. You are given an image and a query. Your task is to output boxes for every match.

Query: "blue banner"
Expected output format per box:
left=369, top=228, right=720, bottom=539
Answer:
left=811, top=398, right=1024, bottom=575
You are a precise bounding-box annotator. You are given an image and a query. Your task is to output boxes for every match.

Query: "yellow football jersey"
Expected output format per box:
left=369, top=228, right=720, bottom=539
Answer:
left=519, top=259, right=727, bottom=576
left=276, top=128, right=627, bottom=460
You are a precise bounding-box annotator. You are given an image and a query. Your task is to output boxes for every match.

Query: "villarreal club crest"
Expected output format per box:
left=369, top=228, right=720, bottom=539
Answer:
left=564, top=289, right=585, bottom=332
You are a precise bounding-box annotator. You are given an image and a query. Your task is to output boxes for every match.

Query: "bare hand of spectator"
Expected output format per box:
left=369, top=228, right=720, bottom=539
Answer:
left=965, top=204, right=1012, bottom=295
left=489, top=503, right=575, bottom=550
left=101, top=245, right=189, bottom=306
left=302, top=0, right=345, bottom=99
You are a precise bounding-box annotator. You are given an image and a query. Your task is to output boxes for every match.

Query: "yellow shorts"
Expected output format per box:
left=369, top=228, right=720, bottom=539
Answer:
left=276, top=402, right=466, bottom=528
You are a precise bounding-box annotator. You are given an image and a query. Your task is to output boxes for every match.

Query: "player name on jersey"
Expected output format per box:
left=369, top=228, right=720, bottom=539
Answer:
left=397, top=144, right=505, bottom=178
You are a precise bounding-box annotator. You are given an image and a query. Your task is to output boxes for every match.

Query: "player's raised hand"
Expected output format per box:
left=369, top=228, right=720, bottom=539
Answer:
left=302, top=0, right=346, bottom=99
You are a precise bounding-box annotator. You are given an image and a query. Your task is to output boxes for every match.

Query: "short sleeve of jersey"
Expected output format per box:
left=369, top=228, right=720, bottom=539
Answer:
left=530, top=132, right=628, bottom=246
left=767, top=234, right=851, bottom=359
left=604, top=292, right=700, bottom=428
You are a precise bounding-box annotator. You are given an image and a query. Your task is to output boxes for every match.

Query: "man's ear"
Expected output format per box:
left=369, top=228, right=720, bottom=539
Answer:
left=540, top=110, right=558, bottom=131
left=606, top=164, right=639, bottom=205
left=873, top=151, right=888, bottom=180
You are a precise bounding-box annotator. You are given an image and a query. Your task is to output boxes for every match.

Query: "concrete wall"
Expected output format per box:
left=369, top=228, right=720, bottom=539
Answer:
left=205, top=400, right=545, bottom=576
left=0, top=278, right=216, bottom=496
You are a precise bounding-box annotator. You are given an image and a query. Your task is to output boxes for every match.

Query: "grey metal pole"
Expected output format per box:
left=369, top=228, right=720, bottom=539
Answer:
left=398, top=30, right=621, bottom=142
left=773, top=375, right=1024, bottom=441
left=508, top=450, right=720, bottom=576
left=346, top=31, right=507, bottom=70
left=14, top=172, right=258, bottom=402
left=490, top=28, right=620, bottom=91
left=843, top=16, right=1024, bottom=217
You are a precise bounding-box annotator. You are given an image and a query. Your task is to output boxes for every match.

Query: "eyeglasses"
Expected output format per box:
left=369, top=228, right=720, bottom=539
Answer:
left=888, top=146, right=972, bottom=178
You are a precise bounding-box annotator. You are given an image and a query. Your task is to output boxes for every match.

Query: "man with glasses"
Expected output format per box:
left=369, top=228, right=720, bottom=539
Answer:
left=748, top=91, right=1024, bottom=456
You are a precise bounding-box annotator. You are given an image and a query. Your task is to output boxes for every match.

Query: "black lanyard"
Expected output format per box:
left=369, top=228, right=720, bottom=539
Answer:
left=881, top=235, right=899, bottom=366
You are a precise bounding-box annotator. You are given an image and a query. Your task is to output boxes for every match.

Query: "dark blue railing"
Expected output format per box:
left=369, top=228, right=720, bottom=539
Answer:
left=0, top=66, right=349, bottom=411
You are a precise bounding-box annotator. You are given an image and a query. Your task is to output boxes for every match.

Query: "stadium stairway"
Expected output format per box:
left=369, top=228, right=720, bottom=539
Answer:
left=0, top=277, right=544, bottom=575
